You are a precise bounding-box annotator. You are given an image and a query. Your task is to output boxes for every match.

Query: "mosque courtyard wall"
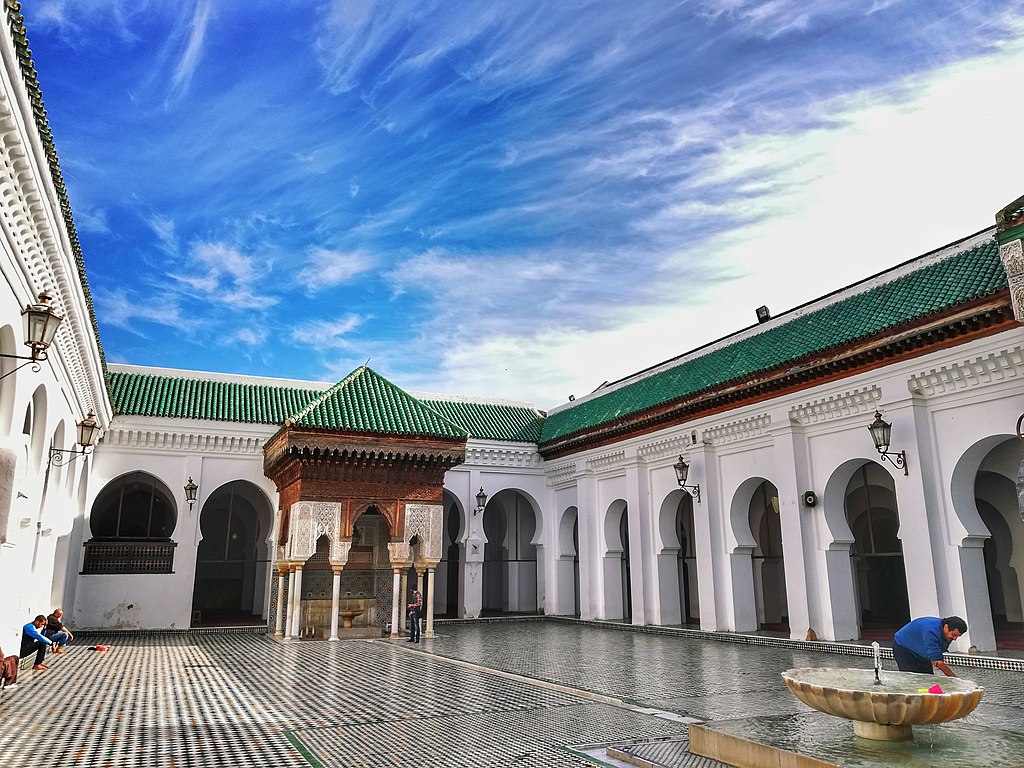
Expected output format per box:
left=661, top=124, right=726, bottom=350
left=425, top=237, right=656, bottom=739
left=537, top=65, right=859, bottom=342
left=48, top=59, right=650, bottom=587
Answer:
left=0, top=2, right=1021, bottom=660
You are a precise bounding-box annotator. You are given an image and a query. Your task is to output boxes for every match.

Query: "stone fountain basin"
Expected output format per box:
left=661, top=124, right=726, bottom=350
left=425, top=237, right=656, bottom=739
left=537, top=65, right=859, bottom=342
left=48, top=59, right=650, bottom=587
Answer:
left=781, top=667, right=984, bottom=741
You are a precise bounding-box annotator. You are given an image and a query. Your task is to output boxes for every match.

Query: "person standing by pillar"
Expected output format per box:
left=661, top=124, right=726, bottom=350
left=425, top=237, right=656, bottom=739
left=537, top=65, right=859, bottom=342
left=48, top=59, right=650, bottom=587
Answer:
left=407, top=589, right=422, bottom=643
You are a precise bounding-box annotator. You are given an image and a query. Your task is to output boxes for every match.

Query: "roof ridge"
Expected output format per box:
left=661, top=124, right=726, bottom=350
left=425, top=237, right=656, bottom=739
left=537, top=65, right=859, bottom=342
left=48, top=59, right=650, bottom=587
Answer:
left=286, top=366, right=367, bottom=426
left=287, top=365, right=470, bottom=438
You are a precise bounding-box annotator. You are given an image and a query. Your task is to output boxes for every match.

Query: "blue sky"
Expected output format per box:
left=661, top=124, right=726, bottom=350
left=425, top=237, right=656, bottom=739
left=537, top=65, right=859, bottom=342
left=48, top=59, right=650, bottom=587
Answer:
left=27, top=1, right=1024, bottom=408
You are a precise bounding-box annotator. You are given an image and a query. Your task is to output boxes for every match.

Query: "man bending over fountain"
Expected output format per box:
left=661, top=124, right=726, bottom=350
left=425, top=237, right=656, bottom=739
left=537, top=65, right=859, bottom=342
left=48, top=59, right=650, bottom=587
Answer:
left=892, top=616, right=967, bottom=677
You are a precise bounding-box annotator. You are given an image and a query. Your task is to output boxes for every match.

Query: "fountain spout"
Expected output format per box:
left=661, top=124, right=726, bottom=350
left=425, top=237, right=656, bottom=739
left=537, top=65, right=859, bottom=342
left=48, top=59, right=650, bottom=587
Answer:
left=872, top=641, right=881, bottom=685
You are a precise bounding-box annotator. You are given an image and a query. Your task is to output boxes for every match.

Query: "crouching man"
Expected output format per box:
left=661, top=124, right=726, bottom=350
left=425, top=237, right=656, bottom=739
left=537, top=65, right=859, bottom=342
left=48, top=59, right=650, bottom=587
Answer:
left=20, top=615, right=54, bottom=670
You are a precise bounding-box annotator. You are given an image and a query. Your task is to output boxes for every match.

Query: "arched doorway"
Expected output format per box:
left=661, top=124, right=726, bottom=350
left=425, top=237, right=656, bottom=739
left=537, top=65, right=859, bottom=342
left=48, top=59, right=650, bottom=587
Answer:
left=603, top=500, right=630, bottom=622
left=845, top=461, right=909, bottom=632
left=974, top=438, right=1024, bottom=648
left=748, top=480, right=786, bottom=631
left=438, top=491, right=463, bottom=618
left=192, top=480, right=273, bottom=627
left=555, top=506, right=579, bottom=617
left=481, top=489, right=539, bottom=614
left=656, top=491, right=698, bottom=626
left=677, top=494, right=698, bottom=625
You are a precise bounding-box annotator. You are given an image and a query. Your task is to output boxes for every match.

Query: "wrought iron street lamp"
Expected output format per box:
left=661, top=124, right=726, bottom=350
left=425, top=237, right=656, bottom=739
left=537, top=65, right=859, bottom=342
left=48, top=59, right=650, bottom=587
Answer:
left=867, top=411, right=908, bottom=476
left=48, top=411, right=98, bottom=467
left=0, top=291, right=63, bottom=381
left=473, top=487, right=487, bottom=516
left=673, top=455, right=701, bottom=503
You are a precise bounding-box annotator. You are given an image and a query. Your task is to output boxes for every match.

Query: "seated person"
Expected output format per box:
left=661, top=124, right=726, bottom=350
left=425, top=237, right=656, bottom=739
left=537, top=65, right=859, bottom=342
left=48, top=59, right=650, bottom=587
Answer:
left=44, top=608, right=73, bottom=653
left=21, top=615, right=54, bottom=670
left=0, top=644, right=18, bottom=690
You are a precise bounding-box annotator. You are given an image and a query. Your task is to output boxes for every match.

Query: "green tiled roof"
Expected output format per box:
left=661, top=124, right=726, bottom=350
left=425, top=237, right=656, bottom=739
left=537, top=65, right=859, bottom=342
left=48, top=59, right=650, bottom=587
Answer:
left=289, top=367, right=468, bottom=439
left=421, top=398, right=544, bottom=442
left=107, top=368, right=540, bottom=441
left=540, top=239, right=1007, bottom=445
left=107, top=370, right=321, bottom=424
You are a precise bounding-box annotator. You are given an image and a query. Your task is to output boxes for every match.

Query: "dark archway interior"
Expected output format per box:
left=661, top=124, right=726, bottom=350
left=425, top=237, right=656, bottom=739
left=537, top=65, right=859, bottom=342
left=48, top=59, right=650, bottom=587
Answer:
left=192, top=481, right=269, bottom=626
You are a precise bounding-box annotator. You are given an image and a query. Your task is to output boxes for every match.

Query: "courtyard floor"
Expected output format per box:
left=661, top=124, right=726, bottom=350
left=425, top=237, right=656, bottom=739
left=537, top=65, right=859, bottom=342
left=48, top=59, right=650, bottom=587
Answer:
left=1, top=621, right=1022, bottom=767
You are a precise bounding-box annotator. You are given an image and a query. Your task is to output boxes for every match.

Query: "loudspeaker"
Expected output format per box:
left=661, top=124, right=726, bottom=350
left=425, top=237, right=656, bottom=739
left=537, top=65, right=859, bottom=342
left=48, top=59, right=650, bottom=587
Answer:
left=802, top=491, right=818, bottom=507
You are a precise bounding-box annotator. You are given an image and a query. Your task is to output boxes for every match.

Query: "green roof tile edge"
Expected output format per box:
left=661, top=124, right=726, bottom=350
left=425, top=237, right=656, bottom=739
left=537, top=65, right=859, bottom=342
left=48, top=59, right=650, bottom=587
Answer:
left=5, top=1, right=106, bottom=372
left=539, top=238, right=1006, bottom=445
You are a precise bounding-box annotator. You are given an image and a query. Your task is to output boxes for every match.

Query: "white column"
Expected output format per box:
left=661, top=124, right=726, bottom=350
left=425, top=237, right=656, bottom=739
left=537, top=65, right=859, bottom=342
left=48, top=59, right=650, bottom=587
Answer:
left=425, top=567, right=436, bottom=637
left=390, top=568, right=402, bottom=637
left=771, top=416, right=813, bottom=640
left=400, top=571, right=409, bottom=634
left=329, top=568, right=342, bottom=641
left=291, top=566, right=304, bottom=638
left=576, top=471, right=600, bottom=620
left=275, top=567, right=286, bottom=637
left=283, top=566, right=295, bottom=639
left=624, top=455, right=650, bottom=625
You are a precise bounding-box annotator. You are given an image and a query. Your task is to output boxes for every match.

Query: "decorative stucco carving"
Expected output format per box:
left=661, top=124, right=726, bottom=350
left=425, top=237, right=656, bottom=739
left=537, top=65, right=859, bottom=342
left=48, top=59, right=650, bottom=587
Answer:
left=908, top=347, right=1024, bottom=397
left=287, top=501, right=342, bottom=562
left=331, top=539, right=352, bottom=567
left=637, top=434, right=692, bottom=461
left=1001, top=239, right=1024, bottom=322
left=465, top=446, right=542, bottom=467
left=586, top=450, right=625, bottom=471
left=1002, top=239, right=1024, bottom=274
left=1011, top=274, right=1024, bottom=324
left=102, top=427, right=268, bottom=454
left=544, top=460, right=578, bottom=486
left=387, top=541, right=411, bottom=566
left=702, top=414, right=771, bottom=445
left=403, top=503, right=443, bottom=562
left=789, top=387, right=881, bottom=425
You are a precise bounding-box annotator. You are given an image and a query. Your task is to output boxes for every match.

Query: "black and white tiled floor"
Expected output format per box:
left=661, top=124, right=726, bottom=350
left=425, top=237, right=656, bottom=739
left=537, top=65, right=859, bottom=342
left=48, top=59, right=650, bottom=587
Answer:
left=0, top=622, right=1021, bottom=767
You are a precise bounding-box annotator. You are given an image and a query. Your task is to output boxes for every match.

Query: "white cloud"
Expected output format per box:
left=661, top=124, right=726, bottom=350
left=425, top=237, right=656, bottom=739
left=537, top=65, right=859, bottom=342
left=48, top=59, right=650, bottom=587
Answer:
left=94, top=287, right=193, bottom=335
left=297, top=248, right=376, bottom=293
left=290, top=316, right=365, bottom=349
left=397, top=36, right=1024, bottom=407
left=168, top=0, right=213, bottom=100
left=232, top=326, right=268, bottom=347
left=73, top=206, right=109, bottom=234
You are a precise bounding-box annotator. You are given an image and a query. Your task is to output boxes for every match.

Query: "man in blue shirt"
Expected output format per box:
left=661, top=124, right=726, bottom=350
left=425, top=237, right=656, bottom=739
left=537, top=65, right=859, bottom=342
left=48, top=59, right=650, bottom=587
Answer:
left=20, top=615, right=54, bottom=670
left=892, top=616, right=967, bottom=677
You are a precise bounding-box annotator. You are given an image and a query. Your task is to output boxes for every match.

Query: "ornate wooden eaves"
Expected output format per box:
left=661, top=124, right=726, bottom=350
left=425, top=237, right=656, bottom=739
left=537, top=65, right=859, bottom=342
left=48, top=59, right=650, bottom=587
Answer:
left=263, top=427, right=466, bottom=503
left=540, top=292, right=1015, bottom=460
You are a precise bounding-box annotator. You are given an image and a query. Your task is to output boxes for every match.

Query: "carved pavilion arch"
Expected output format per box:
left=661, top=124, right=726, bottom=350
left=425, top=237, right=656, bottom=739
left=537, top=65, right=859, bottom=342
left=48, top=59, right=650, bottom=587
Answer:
left=262, top=368, right=466, bottom=641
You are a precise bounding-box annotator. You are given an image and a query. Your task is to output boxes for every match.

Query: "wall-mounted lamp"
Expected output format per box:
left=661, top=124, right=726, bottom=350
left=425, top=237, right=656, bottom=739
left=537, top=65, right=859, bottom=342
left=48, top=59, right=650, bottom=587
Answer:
left=1016, top=412, right=1023, bottom=439
left=184, top=477, right=199, bottom=510
left=0, top=291, right=63, bottom=382
left=47, top=411, right=98, bottom=467
left=673, top=455, right=701, bottom=503
left=473, top=487, right=487, bottom=516
left=867, top=411, right=908, bottom=476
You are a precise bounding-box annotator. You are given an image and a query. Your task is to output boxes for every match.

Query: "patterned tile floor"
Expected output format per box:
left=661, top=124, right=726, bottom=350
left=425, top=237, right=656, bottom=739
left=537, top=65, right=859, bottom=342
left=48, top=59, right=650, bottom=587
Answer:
left=0, top=622, right=1021, bottom=767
